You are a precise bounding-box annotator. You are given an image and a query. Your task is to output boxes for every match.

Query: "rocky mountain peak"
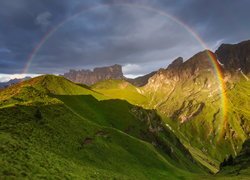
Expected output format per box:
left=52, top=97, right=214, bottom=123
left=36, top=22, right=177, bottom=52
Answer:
left=215, top=40, right=250, bottom=74
left=158, top=50, right=215, bottom=78
left=179, top=50, right=215, bottom=76
left=167, top=57, right=183, bottom=69
left=146, top=50, right=219, bottom=89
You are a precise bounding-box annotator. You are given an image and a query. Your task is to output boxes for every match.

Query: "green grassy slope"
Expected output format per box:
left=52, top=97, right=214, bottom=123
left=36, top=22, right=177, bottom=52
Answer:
left=92, top=79, right=148, bottom=105
left=89, top=72, right=250, bottom=174
left=0, top=75, right=206, bottom=179
left=1, top=103, right=189, bottom=179
left=55, top=94, right=205, bottom=173
left=143, top=75, right=250, bottom=171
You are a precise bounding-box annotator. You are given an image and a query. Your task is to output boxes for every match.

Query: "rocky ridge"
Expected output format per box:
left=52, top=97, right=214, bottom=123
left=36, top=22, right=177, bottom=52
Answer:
left=63, top=64, right=123, bottom=85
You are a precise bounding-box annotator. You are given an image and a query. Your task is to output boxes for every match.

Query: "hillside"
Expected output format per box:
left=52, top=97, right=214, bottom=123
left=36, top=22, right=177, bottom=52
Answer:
left=0, top=75, right=206, bottom=179
left=92, top=79, right=148, bottom=105
left=140, top=47, right=249, bottom=163
left=1, top=40, right=250, bottom=179
left=89, top=46, right=250, bottom=172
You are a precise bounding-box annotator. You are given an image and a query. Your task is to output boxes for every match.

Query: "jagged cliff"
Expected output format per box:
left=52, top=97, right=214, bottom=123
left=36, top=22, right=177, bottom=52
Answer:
left=63, top=64, right=124, bottom=85
left=216, top=40, right=250, bottom=74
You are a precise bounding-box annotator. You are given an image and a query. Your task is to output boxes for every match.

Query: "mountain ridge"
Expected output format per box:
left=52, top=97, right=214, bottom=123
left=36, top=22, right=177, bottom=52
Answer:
left=63, top=64, right=123, bottom=85
left=0, top=74, right=207, bottom=179
left=1, top=39, right=250, bottom=179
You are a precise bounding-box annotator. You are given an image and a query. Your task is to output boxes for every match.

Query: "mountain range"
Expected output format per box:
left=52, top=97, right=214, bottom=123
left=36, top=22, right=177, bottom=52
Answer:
left=0, top=40, right=250, bottom=179
left=0, top=76, right=31, bottom=89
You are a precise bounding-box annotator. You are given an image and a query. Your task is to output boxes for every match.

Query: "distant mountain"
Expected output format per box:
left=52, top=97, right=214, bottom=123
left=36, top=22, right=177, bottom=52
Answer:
left=63, top=64, right=124, bottom=85
left=125, top=57, right=183, bottom=87
left=64, top=64, right=157, bottom=87
left=0, top=76, right=31, bottom=89
left=126, top=71, right=157, bottom=87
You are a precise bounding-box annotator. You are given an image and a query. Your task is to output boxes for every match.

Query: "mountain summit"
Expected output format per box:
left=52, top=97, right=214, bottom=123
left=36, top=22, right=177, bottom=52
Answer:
left=215, top=40, right=250, bottom=74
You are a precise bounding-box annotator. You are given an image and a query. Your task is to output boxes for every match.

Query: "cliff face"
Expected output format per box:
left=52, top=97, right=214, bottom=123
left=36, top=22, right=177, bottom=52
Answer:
left=63, top=64, right=124, bottom=85
left=146, top=50, right=218, bottom=88
left=215, top=40, right=250, bottom=74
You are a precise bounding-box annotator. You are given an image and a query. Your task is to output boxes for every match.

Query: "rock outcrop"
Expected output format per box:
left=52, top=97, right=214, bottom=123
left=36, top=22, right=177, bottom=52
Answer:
left=63, top=64, right=123, bottom=85
left=147, top=50, right=219, bottom=87
left=215, top=40, right=250, bottom=74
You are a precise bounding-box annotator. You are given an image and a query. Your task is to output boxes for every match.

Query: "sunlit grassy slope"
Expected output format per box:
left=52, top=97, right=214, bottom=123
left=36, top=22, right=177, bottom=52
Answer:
left=0, top=75, right=206, bottom=179
left=91, top=74, right=250, bottom=175
left=92, top=79, right=148, bottom=105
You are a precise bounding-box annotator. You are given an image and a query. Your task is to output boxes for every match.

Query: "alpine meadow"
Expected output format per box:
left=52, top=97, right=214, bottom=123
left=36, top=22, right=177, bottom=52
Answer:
left=0, top=1, right=250, bottom=179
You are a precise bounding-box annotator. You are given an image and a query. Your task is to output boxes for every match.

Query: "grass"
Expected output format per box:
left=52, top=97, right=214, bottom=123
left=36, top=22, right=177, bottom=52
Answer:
left=1, top=74, right=249, bottom=179
left=92, top=79, right=148, bottom=105
left=90, top=73, right=250, bottom=174
left=0, top=75, right=206, bottom=179
left=0, top=104, right=184, bottom=179
left=55, top=94, right=206, bottom=173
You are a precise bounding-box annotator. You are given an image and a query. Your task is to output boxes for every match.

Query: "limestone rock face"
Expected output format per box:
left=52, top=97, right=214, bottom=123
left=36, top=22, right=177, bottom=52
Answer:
left=147, top=50, right=218, bottom=88
left=64, top=64, right=123, bottom=85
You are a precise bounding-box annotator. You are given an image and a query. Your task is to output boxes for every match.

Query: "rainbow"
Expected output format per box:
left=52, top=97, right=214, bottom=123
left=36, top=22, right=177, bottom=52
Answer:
left=23, top=3, right=227, bottom=124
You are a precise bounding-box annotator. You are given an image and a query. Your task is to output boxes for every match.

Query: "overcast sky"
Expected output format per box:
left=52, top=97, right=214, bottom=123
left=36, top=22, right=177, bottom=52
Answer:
left=0, top=0, right=250, bottom=81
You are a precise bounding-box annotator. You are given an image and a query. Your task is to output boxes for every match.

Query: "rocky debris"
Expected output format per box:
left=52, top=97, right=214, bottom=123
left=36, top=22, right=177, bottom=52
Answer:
left=95, top=130, right=109, bottom=138
left=171, top=100, right=205, bottom=123
left=64, top=64, right=123, bottom=85
left=82, top=137, right=93, bottom=145
left=79, top=131, right=111, bottom=149
left=215, top=40, right=250, bottom=74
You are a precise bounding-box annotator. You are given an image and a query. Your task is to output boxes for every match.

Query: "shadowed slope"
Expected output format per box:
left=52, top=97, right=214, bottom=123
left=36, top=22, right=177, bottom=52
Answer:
left=0, top=75, right=206, bottom=179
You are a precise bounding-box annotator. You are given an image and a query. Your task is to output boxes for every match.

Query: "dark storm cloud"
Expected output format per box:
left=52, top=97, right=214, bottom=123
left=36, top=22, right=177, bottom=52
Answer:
left=0, top=0, right=250, bottom=76
left=157, top=0, right=250, bottom=48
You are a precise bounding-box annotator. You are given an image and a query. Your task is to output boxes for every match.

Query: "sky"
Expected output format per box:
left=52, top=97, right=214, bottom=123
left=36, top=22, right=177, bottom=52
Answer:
left=0, top=0, right=250, bottom=81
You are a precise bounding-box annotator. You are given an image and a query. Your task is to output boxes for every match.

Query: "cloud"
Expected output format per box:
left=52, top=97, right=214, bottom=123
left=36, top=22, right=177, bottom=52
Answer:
left=36, top=11, right=52, bottom=29
left=0, top=73, right=42, bottom=82
left=0, top=0, right=250, bottom=76
left=124, top=74, right=143, bottom=78
left=123, top=64, right=142, bottom=74
left=0, top=48, right=11, bottom=53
